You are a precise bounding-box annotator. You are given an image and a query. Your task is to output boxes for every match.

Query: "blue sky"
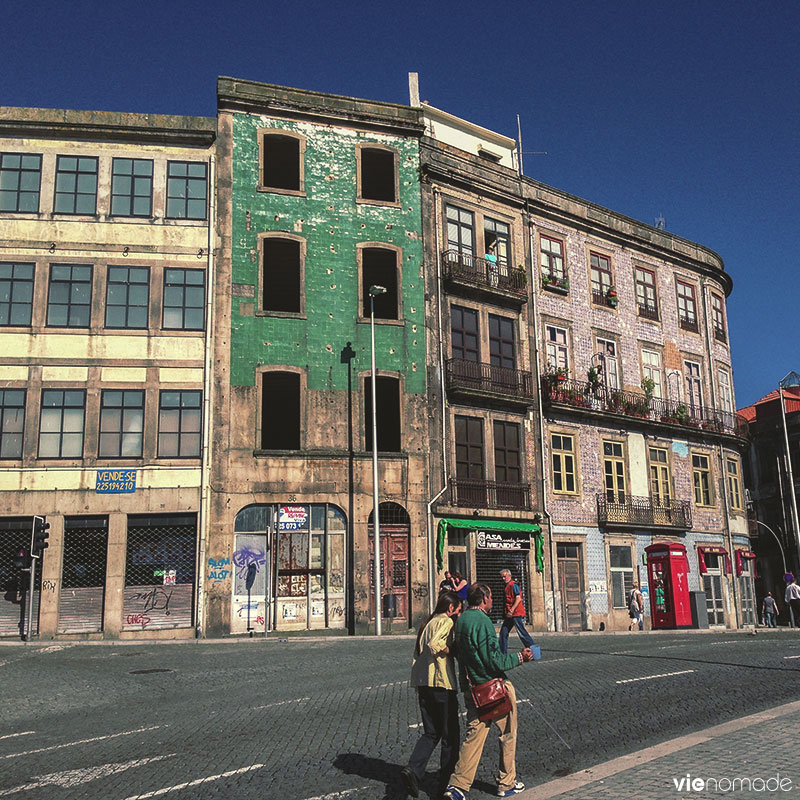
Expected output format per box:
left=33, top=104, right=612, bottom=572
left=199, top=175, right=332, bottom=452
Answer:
left=3, top=0, right=797, bottom=406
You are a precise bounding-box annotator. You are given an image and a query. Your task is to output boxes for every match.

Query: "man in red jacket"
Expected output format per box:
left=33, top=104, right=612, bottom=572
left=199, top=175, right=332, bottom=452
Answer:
left=499, top=569, right=536, bottom=654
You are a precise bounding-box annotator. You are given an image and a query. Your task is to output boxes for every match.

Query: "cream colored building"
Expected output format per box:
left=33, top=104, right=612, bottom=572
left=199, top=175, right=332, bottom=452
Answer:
left=0, top=108, right=216, bottom=639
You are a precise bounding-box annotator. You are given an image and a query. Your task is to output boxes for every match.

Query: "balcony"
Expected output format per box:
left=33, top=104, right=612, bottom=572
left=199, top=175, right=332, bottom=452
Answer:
left=714, top=326, right=727, bottom=343
left=449, top=477, right=532, bottom=511
left=638, top=303, right=659, bottom=322
left=442, top=249, right=528, bottom=304
left=541, top=271, right=569, bottom=294
left=679, top=316, right=699, bottom=333
left=446, top=358, right=533, bottom=408
left=542, top=377, right=749, bottom=439
left=597, top=494, right=692, bottom=529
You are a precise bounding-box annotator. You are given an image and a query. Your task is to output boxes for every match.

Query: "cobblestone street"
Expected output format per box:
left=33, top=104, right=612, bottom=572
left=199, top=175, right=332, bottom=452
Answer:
left=1, top=631, right=799, bottom=799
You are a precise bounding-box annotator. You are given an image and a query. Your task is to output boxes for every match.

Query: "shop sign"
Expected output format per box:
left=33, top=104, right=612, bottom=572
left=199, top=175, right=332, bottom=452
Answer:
left=279, top=505, right=308, bottom=531
left=95, top=469, right=137, bottom=493
left=476, top=530, right=531, bottom=550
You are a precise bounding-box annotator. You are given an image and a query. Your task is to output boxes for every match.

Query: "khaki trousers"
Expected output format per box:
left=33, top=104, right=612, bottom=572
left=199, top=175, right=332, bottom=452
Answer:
left=449, top=679, right=517, bottom=792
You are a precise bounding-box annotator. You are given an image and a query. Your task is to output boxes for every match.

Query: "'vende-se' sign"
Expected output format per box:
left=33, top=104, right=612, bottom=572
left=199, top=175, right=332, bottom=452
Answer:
left=96, top=469, right=137, bottom=493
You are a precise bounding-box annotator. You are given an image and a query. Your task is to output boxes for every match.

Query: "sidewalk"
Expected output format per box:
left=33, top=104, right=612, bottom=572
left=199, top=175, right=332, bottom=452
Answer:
left=520, top=699, right=800, bottom=799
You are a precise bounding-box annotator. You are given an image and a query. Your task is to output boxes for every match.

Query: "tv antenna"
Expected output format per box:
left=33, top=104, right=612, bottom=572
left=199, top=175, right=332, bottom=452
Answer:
left=655, top=214, right=666, bottom=230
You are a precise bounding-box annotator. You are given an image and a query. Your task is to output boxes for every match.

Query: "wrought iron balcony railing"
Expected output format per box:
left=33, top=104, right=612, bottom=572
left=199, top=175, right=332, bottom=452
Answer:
left=542, top=377, right=749, bottom=438
left=446, top=358, right=533, bottom=401
left=541, top=270, right=569, bottom=292
left=638, top=303, right=659, bottom=321
left=679, top=316, right=699, bottom=333
left=597, top=494, right=692, bottom=529
left=714, top=326, right=727, bottom=343
left=449, top=477, right=532, bottom=511
left=442, top=249, right=528, bottom=297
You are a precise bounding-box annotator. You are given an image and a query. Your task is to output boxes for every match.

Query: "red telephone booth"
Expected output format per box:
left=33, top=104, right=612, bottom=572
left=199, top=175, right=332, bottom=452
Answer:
left=645, top=542, right=692, bottom=629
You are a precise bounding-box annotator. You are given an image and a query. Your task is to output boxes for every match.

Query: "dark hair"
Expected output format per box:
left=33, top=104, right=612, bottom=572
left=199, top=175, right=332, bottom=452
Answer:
left=415, top=591, right=461, bottom=656
left=451, top=571, right=463, bottom=583
left=467, top=582, right=491, bottom=607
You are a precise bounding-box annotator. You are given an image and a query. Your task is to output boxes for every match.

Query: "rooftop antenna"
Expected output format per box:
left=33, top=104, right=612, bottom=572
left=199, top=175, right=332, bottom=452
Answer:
left=516, top=114, right=547, bottom=177
left=655, top=214, right=666, bottom=230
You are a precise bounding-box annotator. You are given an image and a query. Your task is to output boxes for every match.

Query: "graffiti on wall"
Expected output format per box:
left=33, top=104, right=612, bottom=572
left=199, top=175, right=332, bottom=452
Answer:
left=208, top=556, right=232, bottom=583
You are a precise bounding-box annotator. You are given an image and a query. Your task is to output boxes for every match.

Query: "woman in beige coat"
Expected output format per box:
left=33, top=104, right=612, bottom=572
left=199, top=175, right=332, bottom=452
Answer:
left=400, top=591, right=463, bottom=799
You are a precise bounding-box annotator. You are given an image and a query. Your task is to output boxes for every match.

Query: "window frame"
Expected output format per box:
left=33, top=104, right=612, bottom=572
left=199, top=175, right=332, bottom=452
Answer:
left=483, top=216, right=511, bottom=269
left=46, top=264, right=93, bottom=329
left=676, top=279, right=699, bottom=332
left=157, top=389, right=202, bottom=459
left=257, top=129, right=306, bottom=196
left=38, top=389, right=86, bottom=459
left=259, top=369, right=303, bottom=451
left=602, top=440, right=627, bottom=503
left=544, top=321, right=570, bottom=373
left=53, top=155, right=98, bottom=215
left=641, top=347, right=664, bottom=400
left=648, top=446, right=672, bottom=506
left=726, top=457, right=743, bottom=511
left=98, top=389, right=145, bottom=459
left=711, top=292, right=727, bottom=342
left=105, top=265, right=150, bottom=329
left=0, top=152, right=42, bottom=213
left=692, top=452, right=714, bottom=507
left=454, top=414, right=485, bottom=481
left=0, top=261, right=35, bottom=327
left=162, top=268, right=206, bottom=331
left=0, top=388, right=25, bottom=459
left=539, top=233, right=566, bottom=282
left=718, top=367, right=733, bottom=414
left=609, top=543, right=635, bottom=609
left=446, top=204, right=475, bottom=256
left=110, top=157, right=154, bottom=218
left=358, top=243, right=402, bottom=322
left=634, top=266, right=659, bottom=320
left=355, top=143, right=400, bottom=207
left=450, top=304, right=480, bottom=362
left=551, top=431, right=578, bottom=495
left=595, top=335, right=620, bottom=391
left=589, top=251, right=614, bottom=307
left=257, top=232, right=306, bottom=317
left=493, top=419, right=522, bottom=484
left=684, top=359, right=704, bottom=411
left=165, top=161, right=208, bottom=221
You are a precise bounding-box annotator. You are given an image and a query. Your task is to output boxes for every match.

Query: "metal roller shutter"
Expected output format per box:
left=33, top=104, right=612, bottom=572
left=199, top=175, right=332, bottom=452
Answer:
left=0, top=517, right=39, bottom=638
left=474, top=550, right=530, bottom=625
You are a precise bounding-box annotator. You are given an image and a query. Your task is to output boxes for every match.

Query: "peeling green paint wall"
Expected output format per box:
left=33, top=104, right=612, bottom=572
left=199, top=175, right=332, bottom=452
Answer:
left=230, top=114, right=425, bottom=394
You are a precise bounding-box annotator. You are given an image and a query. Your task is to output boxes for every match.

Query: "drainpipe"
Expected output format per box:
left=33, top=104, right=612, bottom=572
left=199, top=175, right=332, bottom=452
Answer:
left=196, top=153, right=216, bottom=639
left=700, top=276, right=740, bottom=628
left=527, top=212, right=557, bottom=631
left=425, top=187, right=449, bottom=613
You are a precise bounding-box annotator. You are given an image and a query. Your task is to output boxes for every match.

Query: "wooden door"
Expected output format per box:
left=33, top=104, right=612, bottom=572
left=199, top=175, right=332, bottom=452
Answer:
left=369, top=526, right=409, bottom=621
left=558, top=543, right=584, bottom=631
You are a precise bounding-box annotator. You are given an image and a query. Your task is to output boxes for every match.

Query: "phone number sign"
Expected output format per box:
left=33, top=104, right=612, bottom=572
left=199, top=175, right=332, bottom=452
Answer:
left=96, top=469, right=137, bottom=494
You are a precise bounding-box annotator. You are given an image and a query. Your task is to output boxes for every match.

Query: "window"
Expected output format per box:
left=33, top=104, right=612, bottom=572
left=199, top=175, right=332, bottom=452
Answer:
left=596, top=337, right=619, bottom=390
left=641, top=349, right=663, bottom=399
left=677, top=281, right=698, bottom=332
left=105, top=266, right=149, bottom=329
left=603, top=441, right=626, bottom=503
left=446, top=205, right=474, bottom=255
left=0, top=153, right=41, bottom=212
left=692, top=453, right=713, bottom=506
left=545, top=324, right=569, bottom=372
left=551, top=433, right=576, bottom=494
left=262, top=237, right=302, bottom=314
left=489, top=314, right=516, bottom=370
left=711, top=293, right=726, bottom=342
left=99, top=390, right=144, bottom=458
left=166, top=161, right=207, bottom=220
left=364, top=376, right=401, bottom=452
left=0, top=389, right=25, bottom=459
left=261, top=372, right=301, bottom=450
left=540, top=235, right=565, bottom=282
left=0, top=262, right=34, bottom=326
left=590, top=252, right=613, bottom=306
left=494, top=421, right=521, bottom=483
left=718, top=368, right=733, bottom=414
left=47, top=265, right=92, bottom=328
left=609, top=545, right=634, bottom=608
left=649, top=447, right=672, bottom=505
left=54, top=156, right=98, bottom=214
left=260, top=132, right=302, bottom=192
left=726, top=458, right=743, bottom=511
left=455, top=415, right=484, bottom=479
left=635, top=267, right=658, bottom=320
left=361, top=248, right=398, bottom=320
left=451, top=306, right=479, bottom=361
left=158, top=390, right=201, bottom=457
left=358, top=146, right=396, bottom=203
left=684, top=360, right=703, bottom=412
left=39, top=389, right=85, bottom=458
left=484, top=217, right=510, bottom=268
left=110, top=158, right=153, bottom=217
left=163, top=268, right=205, bottom=330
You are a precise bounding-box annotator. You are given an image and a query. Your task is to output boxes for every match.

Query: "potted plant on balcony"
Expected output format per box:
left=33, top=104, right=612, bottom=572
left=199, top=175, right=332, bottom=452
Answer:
left=674, top=404, right=689, bottom=425
left=515, top=264, right=527, bottom=287
left=606, top=287, right=619, bottom=308
left=608, top=390, right=625, bottom=412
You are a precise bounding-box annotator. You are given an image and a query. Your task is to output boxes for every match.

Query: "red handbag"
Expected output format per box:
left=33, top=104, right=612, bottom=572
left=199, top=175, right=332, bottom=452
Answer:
left=469, top=677, right=512, bottom=722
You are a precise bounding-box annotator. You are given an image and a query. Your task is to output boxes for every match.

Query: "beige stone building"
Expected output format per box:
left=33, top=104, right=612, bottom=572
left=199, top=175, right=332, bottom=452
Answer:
left=0, top=108, right=216, bottom=640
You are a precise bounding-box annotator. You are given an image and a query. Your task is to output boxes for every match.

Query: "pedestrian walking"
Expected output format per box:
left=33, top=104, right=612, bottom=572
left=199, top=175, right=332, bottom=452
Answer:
left=785, top=577, right=800, bottom=627
left=498, top=569, right=536, bottom=654
left=443, top=583, right=535, bottom=800
left=761, top=592, right=779, bottom=628
left=401, top=591, right=463, bottom=799
left=628, top=582, right=644, bottom=631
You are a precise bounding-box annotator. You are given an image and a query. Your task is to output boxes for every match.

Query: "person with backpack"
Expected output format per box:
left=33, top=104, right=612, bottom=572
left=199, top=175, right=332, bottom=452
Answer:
left=628, top=582, right=644, bottom=631
left=401, top=591, right=463, bottom=799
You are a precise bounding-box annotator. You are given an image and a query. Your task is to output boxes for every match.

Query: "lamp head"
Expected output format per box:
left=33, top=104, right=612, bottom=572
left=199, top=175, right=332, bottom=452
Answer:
left=369, top=285, right=387, bottom=296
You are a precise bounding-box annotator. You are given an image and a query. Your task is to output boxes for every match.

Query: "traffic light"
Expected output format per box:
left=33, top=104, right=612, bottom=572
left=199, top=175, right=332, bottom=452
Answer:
left=14, top=547, right=30, bottom=571
left=32, top=516, right=50, bottom=557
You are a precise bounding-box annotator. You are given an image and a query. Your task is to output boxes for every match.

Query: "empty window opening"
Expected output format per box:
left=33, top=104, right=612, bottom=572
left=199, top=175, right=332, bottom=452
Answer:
left=262, top=238, right=301, bottom=313
left=359, top=148, right=396, bottom=203
left=364, top=376, right=401, bottom=452
left=261, top=372, right=300, bottom=450
left=362, top=249, right=398, bottom=319
left=262, top=135, right=301, bottom=192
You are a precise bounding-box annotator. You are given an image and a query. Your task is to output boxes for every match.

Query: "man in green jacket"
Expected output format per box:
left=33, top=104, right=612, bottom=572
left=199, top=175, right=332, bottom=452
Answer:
left=443, top=583, right=533, bottom=800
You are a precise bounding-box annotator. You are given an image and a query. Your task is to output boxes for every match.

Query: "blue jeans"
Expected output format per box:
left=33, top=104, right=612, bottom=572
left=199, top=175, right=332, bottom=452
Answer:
left=765, top=612, right=777, bottom=628
left=499, top=616, right=535, bottom=653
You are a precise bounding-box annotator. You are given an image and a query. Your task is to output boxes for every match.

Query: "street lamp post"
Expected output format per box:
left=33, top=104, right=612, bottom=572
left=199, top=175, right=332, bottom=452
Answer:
left=755, top=519, right=793, bottom=627
left=369, top=285, right=387, bottom=636
left=778, top=372, right=800, bottom=573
